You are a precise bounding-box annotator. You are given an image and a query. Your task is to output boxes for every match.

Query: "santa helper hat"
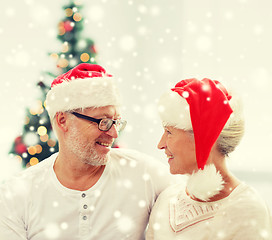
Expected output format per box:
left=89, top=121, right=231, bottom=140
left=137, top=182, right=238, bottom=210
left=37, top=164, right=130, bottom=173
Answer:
left=45, top=63, right=121, bottom=119
left=159, top=78, right=234, bottom=201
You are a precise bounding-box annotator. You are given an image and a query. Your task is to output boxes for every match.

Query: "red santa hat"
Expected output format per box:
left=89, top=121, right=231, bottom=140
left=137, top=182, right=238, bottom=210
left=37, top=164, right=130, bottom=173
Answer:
left=158, top=78, right=236, bottom=201
left=45, top=63, right=121, bottom=119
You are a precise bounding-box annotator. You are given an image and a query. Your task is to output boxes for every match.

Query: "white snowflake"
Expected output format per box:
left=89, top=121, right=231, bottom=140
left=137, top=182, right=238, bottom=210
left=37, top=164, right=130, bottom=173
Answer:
left=123, top=124, right=133, bottom=133
left=60, top=222, right=68, bottom=230
left=123, top=179, right=132, bottom=189
left=24, top=132, right=39, bottom=146
left=138, top=5, right=147, bottom=14
left=186, top=21, right=197, bottom=33
left=153, top=222, right=160, bottom=230
left=6, top=49, right=30, bottom=67
left=119, top=158, right=127, bottom=166
left=113, top=210, right=121, bottom=218
left=196, top=35, right=212, bottom=52
left=5, top=8, right=15, bottom=17
left=254, top=25, right=264, bottom=35
left=132, top=104, right=141, bottom=113
left=216, top=230, right=226, bottom=239
left=260, top=229, right=270, bottom=238
left=30, top=4, right=50, bottom=25
left=138, top=200, right=146, bottom=208
left=94, top=189, right=101, bottom=198
left=88, top=5, right=104, bottom=22
left=142, top=173, right=150, bottom=181
left=119, top=35, right=136, bottom=52
left=224, top=11, right=234, bottom=20
left=150, top=5, right=160, bottom=16
left=158, top=56, right=176, bottom=73
left=44, top=223, right=60, bottom=239
left=116, top=215, right=134, bottom=233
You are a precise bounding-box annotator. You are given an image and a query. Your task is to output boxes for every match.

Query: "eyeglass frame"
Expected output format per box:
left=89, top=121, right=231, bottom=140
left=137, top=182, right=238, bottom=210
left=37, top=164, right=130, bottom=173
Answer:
left=71, top=111, right=127, bottom=132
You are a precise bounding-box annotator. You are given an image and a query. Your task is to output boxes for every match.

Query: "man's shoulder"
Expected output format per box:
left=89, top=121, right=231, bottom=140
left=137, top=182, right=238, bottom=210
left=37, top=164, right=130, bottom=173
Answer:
left=18, top=153, right=55, bottom=177
left=0, top=153, right=56, bottom=192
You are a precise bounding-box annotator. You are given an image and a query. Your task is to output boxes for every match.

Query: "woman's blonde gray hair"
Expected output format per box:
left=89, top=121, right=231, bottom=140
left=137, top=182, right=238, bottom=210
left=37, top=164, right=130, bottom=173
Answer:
left=217, top=119, right=245, bottom=156
left=217, top=89, right=245, bottom=156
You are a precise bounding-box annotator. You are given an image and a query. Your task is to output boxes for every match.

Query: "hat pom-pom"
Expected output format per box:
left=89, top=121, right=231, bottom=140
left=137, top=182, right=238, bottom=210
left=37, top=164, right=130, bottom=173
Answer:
left=186, top=164, right=224, bottom=201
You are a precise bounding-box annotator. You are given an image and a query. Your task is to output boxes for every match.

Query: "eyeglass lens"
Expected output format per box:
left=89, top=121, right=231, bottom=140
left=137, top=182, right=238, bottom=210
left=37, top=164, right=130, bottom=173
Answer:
left=99, top=119, right=126, bottom=132
left=99, top=119, right=113, bottom=131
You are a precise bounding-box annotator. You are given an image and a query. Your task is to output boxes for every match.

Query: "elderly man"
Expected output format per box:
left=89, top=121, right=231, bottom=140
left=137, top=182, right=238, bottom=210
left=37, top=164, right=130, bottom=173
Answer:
left=0, top=64, right=174, bottom=240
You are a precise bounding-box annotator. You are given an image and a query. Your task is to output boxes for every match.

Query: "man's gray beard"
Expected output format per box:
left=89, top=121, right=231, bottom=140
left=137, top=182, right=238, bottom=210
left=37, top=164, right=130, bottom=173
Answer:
left=66, top=125, right=110, bottom=166
left=80, top=150, right=109, bottom=166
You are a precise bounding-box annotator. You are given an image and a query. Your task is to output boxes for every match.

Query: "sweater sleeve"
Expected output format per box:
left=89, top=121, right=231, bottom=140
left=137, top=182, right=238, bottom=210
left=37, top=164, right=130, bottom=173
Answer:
left=0, top=174, right=29, bottom=240
left=0, top=179, right=28, bottom=240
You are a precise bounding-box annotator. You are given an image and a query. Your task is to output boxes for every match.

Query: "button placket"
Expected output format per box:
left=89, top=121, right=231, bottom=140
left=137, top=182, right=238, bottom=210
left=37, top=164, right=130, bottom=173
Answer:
left=79, top=192, right=91, bottom=236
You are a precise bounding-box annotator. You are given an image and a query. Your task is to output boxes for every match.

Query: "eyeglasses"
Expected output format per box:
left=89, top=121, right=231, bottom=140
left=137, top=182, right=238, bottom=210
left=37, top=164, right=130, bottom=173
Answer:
left=71, top=112, right=127, bottom=132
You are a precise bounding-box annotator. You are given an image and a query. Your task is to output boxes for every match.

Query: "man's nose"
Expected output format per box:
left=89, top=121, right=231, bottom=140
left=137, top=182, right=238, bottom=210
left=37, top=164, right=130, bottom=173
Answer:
left=105, top=124, right=118, bottom=138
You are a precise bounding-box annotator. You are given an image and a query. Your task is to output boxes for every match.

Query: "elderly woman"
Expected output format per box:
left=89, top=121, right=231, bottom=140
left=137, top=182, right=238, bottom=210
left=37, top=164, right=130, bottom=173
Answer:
left=146, top=78, right=272, bottom=239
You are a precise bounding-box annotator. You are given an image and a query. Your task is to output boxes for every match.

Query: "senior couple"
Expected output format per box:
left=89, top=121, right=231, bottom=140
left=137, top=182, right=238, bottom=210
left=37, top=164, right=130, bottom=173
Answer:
left=0, top=63, right=271, bottom=240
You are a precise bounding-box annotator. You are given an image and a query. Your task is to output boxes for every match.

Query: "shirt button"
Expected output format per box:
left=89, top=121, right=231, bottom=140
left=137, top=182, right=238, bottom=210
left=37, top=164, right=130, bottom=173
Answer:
left=82, top=193, right=86, bottom=198
left=83, top=204, right=88, bottom=209
left=83, top=216, right=87, bottom=220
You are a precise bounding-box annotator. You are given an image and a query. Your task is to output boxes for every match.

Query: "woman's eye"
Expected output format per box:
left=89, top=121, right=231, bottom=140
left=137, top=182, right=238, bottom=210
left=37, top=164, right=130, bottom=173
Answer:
left=165, top=129, right=171, bottom=134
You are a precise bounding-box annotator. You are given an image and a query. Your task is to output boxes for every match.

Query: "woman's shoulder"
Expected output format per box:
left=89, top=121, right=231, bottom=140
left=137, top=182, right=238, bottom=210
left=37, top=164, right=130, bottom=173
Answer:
left=230, top=183, right=267, bottom=205
left=218, top=183, right=272, bottom=238
left=156, top=183, right=186, bottom=202
left=224, top=182, right=271, bottom=218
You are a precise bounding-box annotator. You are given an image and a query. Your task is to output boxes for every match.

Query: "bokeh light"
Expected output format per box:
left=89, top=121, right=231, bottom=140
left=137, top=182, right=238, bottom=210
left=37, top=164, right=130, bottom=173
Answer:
left=37, top=126, right=47, bottom=136
left=29, top=157, right=39, bottom=166
left=73, top=12, right=82, bottom=22
left=65, top=8, right=73, bottom=17
left=40, top=134, right=49, bottom=142
left=57, top=58, right=69, bottom=68
left=80, top=53, right=90, bottom=62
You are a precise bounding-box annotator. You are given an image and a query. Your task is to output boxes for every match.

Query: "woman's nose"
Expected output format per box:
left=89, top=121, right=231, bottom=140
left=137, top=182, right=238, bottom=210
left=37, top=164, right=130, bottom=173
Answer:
left=157, top=133, right=166, bottom=149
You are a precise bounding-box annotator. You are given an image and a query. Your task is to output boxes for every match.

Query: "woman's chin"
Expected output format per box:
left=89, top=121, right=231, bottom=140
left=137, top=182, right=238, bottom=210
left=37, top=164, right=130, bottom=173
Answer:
left=169, top=168, right=180, bottom=175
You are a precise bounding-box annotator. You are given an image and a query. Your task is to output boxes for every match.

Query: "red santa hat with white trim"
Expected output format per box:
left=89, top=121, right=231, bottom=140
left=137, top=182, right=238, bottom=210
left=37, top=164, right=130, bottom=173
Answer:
left=158, top=78, right=241, bottom=201
left=45, top=63, right=121, bottom=119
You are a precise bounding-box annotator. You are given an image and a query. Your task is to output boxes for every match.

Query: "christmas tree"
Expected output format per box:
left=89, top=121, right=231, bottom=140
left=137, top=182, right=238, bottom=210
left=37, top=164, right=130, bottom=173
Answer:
left=10, top=0, right=97, bottom=168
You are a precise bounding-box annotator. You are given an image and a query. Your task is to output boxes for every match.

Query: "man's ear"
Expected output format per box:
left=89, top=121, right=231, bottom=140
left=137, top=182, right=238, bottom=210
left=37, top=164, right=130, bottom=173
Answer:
left=55, top=112, right=69, bottom=132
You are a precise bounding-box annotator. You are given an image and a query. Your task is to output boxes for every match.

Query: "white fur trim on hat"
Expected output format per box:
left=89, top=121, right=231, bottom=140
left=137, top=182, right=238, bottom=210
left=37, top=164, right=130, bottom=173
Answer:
left=45, top=77, right=121, bottom=119
left=186, top=164, right=225, bottom=201
left=158, top=89, right=243, bottom=131
left=158, top=90, right=192, bottom=130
